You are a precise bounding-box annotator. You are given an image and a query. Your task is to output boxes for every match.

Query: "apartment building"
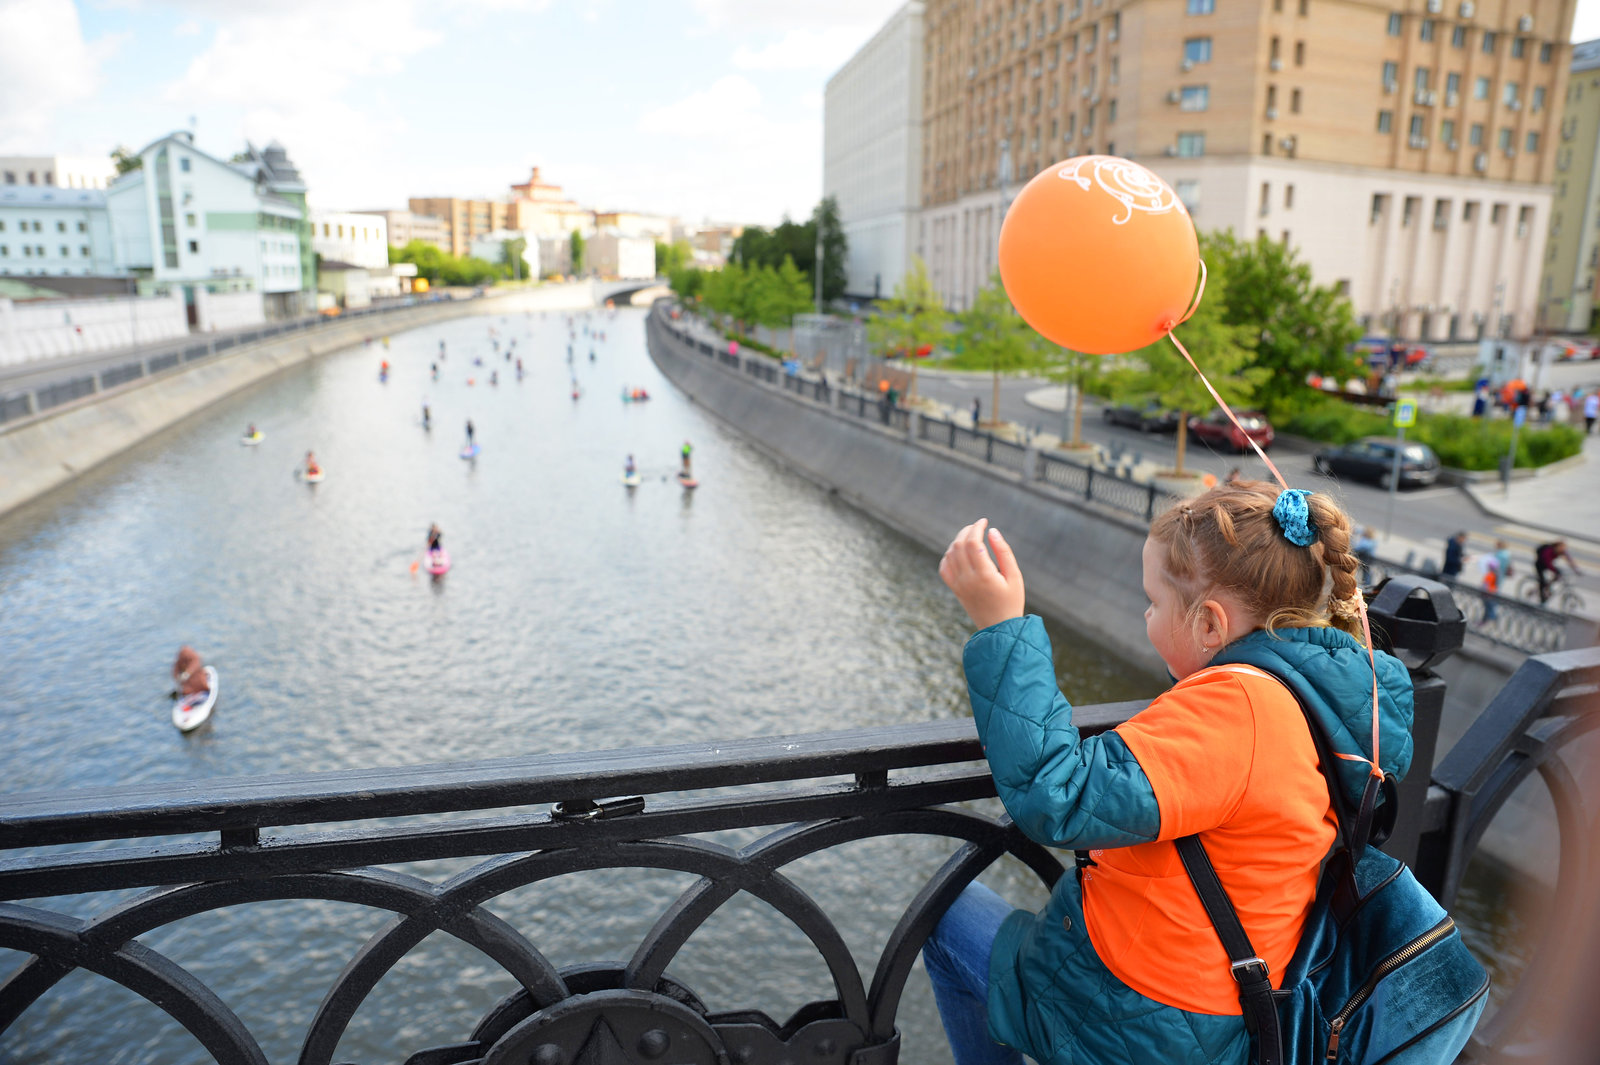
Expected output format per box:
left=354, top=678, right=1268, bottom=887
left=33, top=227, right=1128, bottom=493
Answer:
left=408, top=196, right=510, bottom=258
left=0, top=155, right=117, bottom=191
left=825, top=1, right=926, bottom=300
left=0, top=186, right=117, bottom=277
left=360, top=208, right=448, bottom=250
left=309, top=208, right=390, bottom=270
left=1539, top=37, right=1600, bottom=331
left=915, top=0, right=1574, bottom=341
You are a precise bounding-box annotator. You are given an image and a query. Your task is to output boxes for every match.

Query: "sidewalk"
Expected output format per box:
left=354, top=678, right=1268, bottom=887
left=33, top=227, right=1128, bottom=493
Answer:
left=1462, top=430, right=1600, bottom=543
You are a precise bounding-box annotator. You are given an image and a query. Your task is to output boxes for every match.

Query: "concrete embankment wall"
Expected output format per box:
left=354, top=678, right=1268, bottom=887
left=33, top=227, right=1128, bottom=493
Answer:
left=646, top=313, right=1166, bottom=679
left=0, top=301, right=479, bottom=519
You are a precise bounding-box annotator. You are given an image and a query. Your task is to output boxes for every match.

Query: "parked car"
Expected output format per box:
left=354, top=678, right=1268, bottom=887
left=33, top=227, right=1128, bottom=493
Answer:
left=1186, top=408, right=1275, bottom=452
left=1313, top=437, right=1441, bottom=489
left=1102, top=399, right=1180, bottom=433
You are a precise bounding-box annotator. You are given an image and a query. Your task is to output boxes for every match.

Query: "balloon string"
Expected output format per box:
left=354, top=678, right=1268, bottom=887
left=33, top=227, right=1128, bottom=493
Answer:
left=1164, top=327, right=1383, bottom=781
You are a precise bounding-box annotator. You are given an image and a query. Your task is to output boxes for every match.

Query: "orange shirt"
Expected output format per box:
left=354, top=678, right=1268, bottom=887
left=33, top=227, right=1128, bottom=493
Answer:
left=1091, top=665, right=1336, bottom=1015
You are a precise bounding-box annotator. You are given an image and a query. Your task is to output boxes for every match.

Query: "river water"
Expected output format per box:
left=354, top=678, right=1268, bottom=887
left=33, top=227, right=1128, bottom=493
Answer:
left=0, top=306, right=1159, bottom=1064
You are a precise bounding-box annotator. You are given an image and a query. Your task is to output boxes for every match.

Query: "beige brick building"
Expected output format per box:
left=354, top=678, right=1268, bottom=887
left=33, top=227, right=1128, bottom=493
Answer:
left=1539, top=37, right=1600, bottom=331
left=914, top=0, right=1576, bottom=341
left=407, top=197, right=510, bottom=258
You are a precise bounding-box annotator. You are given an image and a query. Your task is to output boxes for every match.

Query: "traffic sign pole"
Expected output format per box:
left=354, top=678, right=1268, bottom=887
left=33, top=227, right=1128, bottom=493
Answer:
left=1384, top=399, right=1416, bottom=538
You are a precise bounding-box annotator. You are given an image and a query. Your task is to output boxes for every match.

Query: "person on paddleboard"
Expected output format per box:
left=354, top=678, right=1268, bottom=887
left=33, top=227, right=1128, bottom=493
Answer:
left=681, top=440, right=693, bottom=475
left=304, top=451, right=321, bottom=477
left=465, top=419, right=475, bottom=446
left=427, top=523, right=443, bottom=553
left=422, top=403, right=431, bottom=428
left=625, top=454, right=637, bottom=478
left=172, top=645, right=210, bottom=698
left=245, top=423, right=257, bottom=438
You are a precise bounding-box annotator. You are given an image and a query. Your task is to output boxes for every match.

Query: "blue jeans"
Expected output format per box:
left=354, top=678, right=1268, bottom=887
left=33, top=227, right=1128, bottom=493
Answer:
left=923, top=882, right=1026, bottom=1065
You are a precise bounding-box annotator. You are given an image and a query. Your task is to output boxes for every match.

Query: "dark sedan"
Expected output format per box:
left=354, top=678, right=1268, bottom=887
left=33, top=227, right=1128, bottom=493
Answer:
left=1102, top=399, right=1180, bottom=433
left=1187, top=408, right=1275, bottom=452
left=1313, top=437, right=1441, bottom=489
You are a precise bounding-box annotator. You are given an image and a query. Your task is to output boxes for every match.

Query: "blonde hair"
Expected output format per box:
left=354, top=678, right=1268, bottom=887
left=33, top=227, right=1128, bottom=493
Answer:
left=1147, top=480, right=1365, bottom=641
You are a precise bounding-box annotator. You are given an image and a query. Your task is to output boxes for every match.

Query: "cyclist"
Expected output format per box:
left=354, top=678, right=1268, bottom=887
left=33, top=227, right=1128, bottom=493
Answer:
left=1534, top=540, right=1582, bottom=606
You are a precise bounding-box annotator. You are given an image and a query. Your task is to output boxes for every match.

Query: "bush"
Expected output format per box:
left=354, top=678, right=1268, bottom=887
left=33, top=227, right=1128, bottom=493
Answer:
left=722, top=330, right=782, bottom=359
left=1284, top=398, right=1584, bottom=470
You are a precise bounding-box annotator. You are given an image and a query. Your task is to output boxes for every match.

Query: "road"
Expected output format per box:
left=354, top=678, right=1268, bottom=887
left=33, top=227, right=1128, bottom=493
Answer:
left=913, top=365, right=1600, bottom=609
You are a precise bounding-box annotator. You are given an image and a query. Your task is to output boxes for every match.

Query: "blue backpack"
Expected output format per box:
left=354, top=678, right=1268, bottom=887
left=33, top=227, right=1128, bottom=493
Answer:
left=1176, top=671, right=1490, bottom=1065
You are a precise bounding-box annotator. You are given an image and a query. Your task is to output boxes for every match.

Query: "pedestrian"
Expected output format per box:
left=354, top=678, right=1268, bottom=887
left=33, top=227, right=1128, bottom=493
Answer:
left=1354, top=525, right=1378, bottom=586
left=1535, top=540, right=1583, bottom=605
left=972, top=397, right=982, bottom=428
left=1494, top=539, right=1512, bottom=581
left=1480, top=554, right=1500, bottom=624
left=928, top=483, right=1415, bottom=1065
left=1585, top=390, right=1599, bottom=434
left=1442, top=531, right=1467, bottom=580
left=1471, top=385, right=1488, bottom=418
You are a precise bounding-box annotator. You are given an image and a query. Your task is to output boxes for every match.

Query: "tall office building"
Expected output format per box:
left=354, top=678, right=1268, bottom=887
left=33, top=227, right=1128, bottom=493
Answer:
left=825, top=2, right=925, bottom=301
left=1539, top=37, right=1600, bottom=332
left=408, top=196, right=510, bottom=258
left=915, top=0, right=1574, bottom=341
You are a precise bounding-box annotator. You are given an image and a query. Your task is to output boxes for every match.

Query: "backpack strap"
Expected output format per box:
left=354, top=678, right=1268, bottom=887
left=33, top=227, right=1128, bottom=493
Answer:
left=1175, top=834, right=1284, bottom=1065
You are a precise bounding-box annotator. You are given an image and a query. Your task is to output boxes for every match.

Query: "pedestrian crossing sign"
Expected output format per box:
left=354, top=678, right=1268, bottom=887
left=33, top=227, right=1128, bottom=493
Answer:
left=1394, top=399, right=1417, bottom=428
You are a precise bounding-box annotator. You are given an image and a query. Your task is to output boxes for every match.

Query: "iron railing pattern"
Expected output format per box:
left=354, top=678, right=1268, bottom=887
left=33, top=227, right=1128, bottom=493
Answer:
left=0, top=578, right=1591, bottom=1063
left=0, top=296, right=470, bottom=428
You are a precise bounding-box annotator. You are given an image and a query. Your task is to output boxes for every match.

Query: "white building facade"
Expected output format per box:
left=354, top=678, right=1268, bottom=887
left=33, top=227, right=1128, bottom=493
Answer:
left=310, top=208, right=389, bottom=270
left=468, top=229, right=540, bottom=278
left=585, top=231, right=655, bottom=279
left=104, top=132, right=311, bottom=324
left=0, top=186, right=117, bottom=277
left=0, top=155, right=117, bottom=191
left=824, top=1, right=925, bottom=301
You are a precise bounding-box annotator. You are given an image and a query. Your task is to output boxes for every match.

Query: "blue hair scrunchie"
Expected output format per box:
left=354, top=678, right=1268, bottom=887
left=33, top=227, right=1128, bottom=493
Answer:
left=1273, top=489, right=1317, bottom=547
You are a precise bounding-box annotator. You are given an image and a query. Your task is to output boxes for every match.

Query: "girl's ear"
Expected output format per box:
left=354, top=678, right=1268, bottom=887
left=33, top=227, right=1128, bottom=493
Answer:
left=1195, top=599, right=1231, bottom=653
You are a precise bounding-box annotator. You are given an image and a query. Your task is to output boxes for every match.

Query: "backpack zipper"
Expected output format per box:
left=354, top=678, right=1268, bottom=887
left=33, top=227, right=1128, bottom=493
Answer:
left=1324, top=917, right=1455, bottom=1060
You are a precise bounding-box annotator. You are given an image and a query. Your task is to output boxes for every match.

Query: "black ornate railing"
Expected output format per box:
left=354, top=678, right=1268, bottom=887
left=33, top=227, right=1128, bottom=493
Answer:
left=1364, top=554, right=1589, bottom=656
left=2, top=576, right=1595, bottom=1063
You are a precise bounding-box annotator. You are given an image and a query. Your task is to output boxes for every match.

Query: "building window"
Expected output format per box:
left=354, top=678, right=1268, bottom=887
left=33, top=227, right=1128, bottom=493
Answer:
left=1433, top=200, right=1450, bottom=229
left=1298, top=0, right=1307, bottom=14
left=1377, top=110, right=1393, bottom=133
left=1481, top=30, right=1496, bottom=54
left=1470, top=122, right=1484, bottom=146
left=1183, top=37, right=1211, bottom=63
left=1285, top=183, right=1295, bottom=208
left=1446, top=72, right=1461, bottom=99
left=0, top=245, right=6, bottom=256
left=1186, top=0, right=1213, bottom=13
left=189, top=239, right=199, bottom=253
left=1415, top=67, right=1431, bottom=92
left=1451, top=25, right=1466, bottom=47
left=80, top=245, right=89, bottom=257
left=1382, top=61, right=1398, bottom=91
left=1176, top=131, right=1206, bottom=156
left=1539, top=42, right=1552, bottom=63
left=1463, top=201, right=1477, bottom=222
left=1176, top=179, right=1200, bottom=210
left=1498, top=127, right=1513, bottom=151
left=2, top=171, right=11, bottom=183
left=58, top=245, right=68, bottom=257
left=1387, top=13, right=1401, bottom=35
left=1295, top=40, right=1304, bottom=64
left=1291, top=87, right=1301, bottom=112
left=1263, top=132, right=1274, bottom=153
left=76, top=220, right=86, bottom=232
left=1502, top=81, right=1519, bottom=106
left=179, top=157, right=191, bottom=172
left=1473, top=75, right=1489, bottom=100
left=1533, top=85, right=1546, bottom=111
left=1441, top=119, right=1456, bottom=143
left=1420, top=18, right=1435, bottom=41
left=1409, top=114, right=1425, bottom=141
left=1490, top=203, right=1505, bottom=224
left=1511, top=37, right=1525, bottom=58
left=1402, top=196, right=1420, bottom=226
left=1180, top=85, right=1209, bottom=110
left=1526, top=130, right=1540, bottom=153
left=55, top=220, right=65, bottom=232
left=22, top=245, right=30, bottom=256
left=185, top=213, right=196, bottom=227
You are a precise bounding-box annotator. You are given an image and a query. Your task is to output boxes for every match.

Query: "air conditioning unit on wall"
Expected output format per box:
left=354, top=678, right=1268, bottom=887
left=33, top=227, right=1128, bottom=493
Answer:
left=1518, top=14, right=1533, bottom=31
left=1459, top=1, right=1474, bottom=15
left=1473, top=152, right=1488, bottom=171
left=1167, top=89, right=1181, bottom=103
left=1164, top=145, right=1179, bottom=155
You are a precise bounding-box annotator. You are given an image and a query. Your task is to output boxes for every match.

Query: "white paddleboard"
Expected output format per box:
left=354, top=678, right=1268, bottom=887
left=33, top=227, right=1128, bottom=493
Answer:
left=304, top=470, right=325, bottom=483
left=172, top=667, right=218, bottom=733
left=241, top=432, right=264, bottom=446
left=622, top=472, right=642, bottom=488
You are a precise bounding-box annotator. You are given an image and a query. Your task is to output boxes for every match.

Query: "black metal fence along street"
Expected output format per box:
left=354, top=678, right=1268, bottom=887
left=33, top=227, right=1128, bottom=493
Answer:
left=0, top=577, right=1592, bottom=1063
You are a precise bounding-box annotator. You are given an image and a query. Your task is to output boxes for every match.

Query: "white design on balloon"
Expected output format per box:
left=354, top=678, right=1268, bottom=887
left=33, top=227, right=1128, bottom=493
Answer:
left=1055, top=157, right=1181, bottom=225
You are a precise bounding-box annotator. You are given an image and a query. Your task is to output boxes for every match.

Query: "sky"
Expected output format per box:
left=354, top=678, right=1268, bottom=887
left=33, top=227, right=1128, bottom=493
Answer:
left=0, top=0, right=906, bottom=226
left=2, top=0, right=1599, bottom=227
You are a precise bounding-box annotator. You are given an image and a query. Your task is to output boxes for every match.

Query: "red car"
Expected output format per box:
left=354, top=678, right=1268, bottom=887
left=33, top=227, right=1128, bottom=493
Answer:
left=1187, top=408, right=1275, bottom=452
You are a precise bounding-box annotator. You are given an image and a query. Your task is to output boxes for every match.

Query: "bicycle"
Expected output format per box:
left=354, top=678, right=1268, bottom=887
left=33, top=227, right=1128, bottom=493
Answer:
left=1515, top=572, right=1587, bottom=615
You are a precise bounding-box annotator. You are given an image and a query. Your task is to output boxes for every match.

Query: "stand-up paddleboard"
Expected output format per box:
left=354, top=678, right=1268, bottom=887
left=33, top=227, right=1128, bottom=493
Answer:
left=172, top=667, right=218, bottom=733
left=241, top=432, right=264, bottom=446
left=677, top=472, right=700, bottom=490
left=460, top=443, right=481, bottom=460
left=622, top=472, right=642, bottom=488
left=304, top=469, right=325, bottom=483
left=426, top=548, right=451, bottom=576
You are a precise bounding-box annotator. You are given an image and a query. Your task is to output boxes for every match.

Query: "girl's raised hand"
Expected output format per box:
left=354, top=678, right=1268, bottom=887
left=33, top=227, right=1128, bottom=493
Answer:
left=939, top=519, right=1026, bottom=630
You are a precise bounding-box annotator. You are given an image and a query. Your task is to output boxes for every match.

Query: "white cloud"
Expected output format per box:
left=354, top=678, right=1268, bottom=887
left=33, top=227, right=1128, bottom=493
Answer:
left=731, top=27, right=875, bottom=71
left=690, top=0, right=904, bottom=34
left=173, top=17, right=200, bottom=35
left=0, top=0, right=120, bottom=151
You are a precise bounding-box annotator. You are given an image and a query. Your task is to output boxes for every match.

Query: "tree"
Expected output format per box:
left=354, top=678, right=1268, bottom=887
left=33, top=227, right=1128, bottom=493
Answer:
left=1203, top=230, right=1361, bottom=419
left=960, top=273, right=1038, bottom=427
left=1046, top=344, right=1106, bottom=449
left=570, top=229, right=586, bottom=276
left=866, top=255, right=948, bottom=402
left=811, top=195, right=849, bottom=304
left=750, top=257, right=815, bottom=351
left=1119, top=256, right=1263, bottom=475
left=110, top=145, right=142, bottom=174
left=655, top=239, right=692, bottom=276
left=501, top=236, right=528, bottom=281
left=669, top=265, right=703, bottom=306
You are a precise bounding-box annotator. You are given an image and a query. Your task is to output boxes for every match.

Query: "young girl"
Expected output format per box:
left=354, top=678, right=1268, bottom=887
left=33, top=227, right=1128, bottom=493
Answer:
left=928, top=481, right=1415, bottom=1065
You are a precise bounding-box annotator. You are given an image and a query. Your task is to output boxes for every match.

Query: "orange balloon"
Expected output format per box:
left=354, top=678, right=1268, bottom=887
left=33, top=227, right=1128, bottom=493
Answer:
left=999, top=156, right=1200, bottom=355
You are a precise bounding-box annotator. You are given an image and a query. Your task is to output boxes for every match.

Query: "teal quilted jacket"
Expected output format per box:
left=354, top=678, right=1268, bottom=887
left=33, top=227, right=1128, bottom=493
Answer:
left=963, top=616, right=1414, bottom=1065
